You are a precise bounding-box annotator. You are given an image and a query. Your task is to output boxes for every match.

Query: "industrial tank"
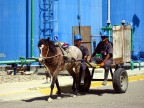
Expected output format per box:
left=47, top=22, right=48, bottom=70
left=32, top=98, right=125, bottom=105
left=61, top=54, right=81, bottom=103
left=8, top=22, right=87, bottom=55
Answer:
left=102, top=0, right=144, bottom=59
left=0, top=0, right=102, bottom=62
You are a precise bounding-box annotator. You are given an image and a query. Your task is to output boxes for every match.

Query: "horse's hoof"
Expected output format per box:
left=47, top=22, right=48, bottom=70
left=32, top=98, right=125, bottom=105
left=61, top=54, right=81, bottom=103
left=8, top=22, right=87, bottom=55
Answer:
left=47, top=97, right=53, bottom=102
left=73, top=95, right=77, bottom=98
left=57, top=96, right=62, bottom=100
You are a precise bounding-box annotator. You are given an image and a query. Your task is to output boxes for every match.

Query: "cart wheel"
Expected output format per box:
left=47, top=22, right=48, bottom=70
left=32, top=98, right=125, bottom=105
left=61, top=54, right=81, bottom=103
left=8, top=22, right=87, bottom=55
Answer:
left=78, top=67, right=91, bottom=92
left=113, top=68, right=128, bottom=93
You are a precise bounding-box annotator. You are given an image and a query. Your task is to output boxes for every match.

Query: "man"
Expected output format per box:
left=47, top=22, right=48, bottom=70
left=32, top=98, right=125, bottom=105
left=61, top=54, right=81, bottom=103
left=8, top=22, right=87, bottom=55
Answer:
left=74, top=34, right=90, bottom=84
left=90, top=31, right=113, bottom=85
left=74, top=34, right=90, bottom=60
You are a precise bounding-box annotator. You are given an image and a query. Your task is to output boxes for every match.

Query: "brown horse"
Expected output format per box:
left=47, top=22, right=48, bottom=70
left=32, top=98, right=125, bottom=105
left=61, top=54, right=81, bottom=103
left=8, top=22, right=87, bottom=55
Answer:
left=38, top=38, right=82, bottom=102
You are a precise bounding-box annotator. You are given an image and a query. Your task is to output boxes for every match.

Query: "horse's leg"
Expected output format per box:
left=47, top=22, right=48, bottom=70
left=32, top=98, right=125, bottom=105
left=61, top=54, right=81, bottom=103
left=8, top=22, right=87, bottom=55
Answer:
left=67, top=68, right=79, bottom=97
left=67, top=68, right=76, bottom=92
left=74, top=72, right=79, bottom=96
left=48, top=68, right=60, bottom=102
left=44, top=67, right=51, bottom=83
left=47, top=77, right=55, bottom=102
left=74, top=63, right=81, bottom=96
left=45, top=71, right=49, bottom=83
left=71, top=72, right=76, bottom=92
left=55, top=78, right=62, bottom=99
left=71, top=72, right=79, bottom=97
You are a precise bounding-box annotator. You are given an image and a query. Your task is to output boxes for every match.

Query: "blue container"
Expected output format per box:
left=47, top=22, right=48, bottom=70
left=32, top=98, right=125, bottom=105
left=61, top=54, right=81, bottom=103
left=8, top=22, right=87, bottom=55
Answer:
left=0, top=0, right=27, bottom=61
left=0, top=0, right=102, bottom=63
left=102, top=0, right=144, bottom=60
left=1, top=0, right=144, bottom=63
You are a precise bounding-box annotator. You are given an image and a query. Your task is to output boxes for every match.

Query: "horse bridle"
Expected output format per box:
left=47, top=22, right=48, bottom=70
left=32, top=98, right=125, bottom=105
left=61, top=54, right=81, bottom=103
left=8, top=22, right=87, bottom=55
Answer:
left=40, top=44, right=61, bottom=61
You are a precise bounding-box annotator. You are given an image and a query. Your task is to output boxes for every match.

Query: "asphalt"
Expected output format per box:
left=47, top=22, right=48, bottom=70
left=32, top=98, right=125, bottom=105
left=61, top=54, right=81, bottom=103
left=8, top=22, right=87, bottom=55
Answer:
left=0, top=65, right=144, bottom=102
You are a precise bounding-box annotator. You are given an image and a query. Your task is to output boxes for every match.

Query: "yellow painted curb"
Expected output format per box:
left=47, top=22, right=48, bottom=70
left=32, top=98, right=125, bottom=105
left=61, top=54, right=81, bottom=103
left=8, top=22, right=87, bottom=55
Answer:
left=0, top=75, right=144, bottom=97
left=38, top=88, right=57, bottom=95
left=128, top=75, right=144, bottom=82
left=90, top=75, right=144, bottom=88
left=38, top=75, right=144, bottom=95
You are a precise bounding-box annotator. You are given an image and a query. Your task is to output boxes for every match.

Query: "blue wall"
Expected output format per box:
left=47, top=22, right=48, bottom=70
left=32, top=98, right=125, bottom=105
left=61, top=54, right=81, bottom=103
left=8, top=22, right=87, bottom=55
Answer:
left=102, top=0, right=144, bottom=59
left=55, top=0, right=102, bottom=45
left=0, top=0, right=27, bottom=60
left=0, top=0, right=143, bottom=62
left=0, top=0, right=102, bottom=62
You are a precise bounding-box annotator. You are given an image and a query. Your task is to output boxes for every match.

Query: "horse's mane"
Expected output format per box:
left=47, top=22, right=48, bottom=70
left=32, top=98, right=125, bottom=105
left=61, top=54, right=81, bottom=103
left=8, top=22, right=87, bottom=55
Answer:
left=38, top=38, right=57, bottom=55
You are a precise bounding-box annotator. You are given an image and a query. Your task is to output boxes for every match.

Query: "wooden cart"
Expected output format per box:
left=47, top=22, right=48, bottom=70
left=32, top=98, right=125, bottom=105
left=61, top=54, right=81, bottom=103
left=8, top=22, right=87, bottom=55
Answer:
left=78, top=25, right=131, bottom=93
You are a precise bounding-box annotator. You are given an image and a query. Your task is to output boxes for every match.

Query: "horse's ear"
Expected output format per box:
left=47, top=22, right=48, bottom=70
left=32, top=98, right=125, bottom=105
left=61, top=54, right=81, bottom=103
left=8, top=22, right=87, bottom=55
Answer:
left=47, top=37, right=50, bottom=42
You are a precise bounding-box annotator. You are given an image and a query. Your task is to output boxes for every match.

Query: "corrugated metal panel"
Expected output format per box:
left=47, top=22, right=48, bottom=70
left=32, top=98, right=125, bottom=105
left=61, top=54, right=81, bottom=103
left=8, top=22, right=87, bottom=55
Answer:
left=0, top=0, right=27, bottom=61
left=102, top=0, right=144, bottom=59
left=58, top=0, right=102, bottom=45
left=0, top=0, right=102, bottom=62
left=2, top=0, right=144, bottom=63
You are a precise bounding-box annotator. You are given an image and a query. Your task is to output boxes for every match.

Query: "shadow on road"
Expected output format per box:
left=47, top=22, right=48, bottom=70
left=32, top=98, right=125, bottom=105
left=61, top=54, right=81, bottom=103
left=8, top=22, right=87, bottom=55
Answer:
left=22, top=85, right=116, bottom=102
left=86, top=89, right=115, bottom=96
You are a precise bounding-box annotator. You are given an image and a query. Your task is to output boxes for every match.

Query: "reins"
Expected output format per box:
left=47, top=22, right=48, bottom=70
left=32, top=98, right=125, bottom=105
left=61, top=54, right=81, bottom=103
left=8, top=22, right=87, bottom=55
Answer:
left=41, top=45, right=62, bottom=66
left=42, top=53, right=61, bottom=59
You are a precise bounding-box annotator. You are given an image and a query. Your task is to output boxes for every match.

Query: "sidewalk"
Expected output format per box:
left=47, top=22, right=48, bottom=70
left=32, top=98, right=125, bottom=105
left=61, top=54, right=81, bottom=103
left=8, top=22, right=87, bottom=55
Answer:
left=0, top=67, right=144, bottom=102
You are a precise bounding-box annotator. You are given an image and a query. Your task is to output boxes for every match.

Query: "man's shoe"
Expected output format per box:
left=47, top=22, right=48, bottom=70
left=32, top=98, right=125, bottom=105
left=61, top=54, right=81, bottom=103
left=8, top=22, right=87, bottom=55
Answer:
left=102, top=81, right=107, bottom=86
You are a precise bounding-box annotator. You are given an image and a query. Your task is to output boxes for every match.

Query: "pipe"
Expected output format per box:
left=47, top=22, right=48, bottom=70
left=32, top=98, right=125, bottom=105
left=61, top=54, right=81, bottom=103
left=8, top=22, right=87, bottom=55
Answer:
left=43, top=0, right=46, bottom=38
left=107, top=0, right=111, bottom=41
left=53, top=0, right=59, bottom=41
left=107, top=0, right=111, bottom=24
left=77, top=0, right=81, bottom=35
left=26, top=0, right=29, bottom=58
left=131, top=27, right=133, bottom=52
left=101, top=27, right=112, bottom=30
left=0, top=59, right=37, bottom=65
left=31, top=0, right=34, bottom=57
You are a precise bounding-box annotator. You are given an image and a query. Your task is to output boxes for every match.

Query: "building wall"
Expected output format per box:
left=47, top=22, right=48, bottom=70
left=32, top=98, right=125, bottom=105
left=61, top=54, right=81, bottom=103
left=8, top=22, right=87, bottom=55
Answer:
left=0, top=0, right=28, bottom=61
left=0, top=0, right=102, bottom=61
left=1, top=0, right=143, bottom=62
left=102, top=0, right=144, bottom=59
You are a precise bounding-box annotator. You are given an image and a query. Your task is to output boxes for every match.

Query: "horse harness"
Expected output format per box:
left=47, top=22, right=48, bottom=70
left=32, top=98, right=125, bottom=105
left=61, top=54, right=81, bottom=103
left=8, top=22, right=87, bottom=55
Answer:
left=40, top=45, right=62, bottom=66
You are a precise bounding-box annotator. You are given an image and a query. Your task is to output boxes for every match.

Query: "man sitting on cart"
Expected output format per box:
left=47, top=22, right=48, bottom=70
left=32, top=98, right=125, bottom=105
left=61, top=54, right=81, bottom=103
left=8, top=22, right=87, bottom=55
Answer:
left=74, top=34, right=90, bottom=60
left=90, top=31, right=113, bottom=85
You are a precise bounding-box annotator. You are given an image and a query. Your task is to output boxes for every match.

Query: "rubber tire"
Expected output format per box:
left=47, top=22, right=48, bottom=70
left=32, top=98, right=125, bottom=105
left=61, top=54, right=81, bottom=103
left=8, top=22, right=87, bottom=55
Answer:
left=78, top=66, right=91, bottom=92
left=113, top=68, right=128, bottom=93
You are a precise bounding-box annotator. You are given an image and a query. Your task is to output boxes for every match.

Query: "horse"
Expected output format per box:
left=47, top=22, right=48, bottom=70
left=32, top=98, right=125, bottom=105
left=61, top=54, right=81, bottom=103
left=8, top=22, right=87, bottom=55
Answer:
left=38, top=37, right=82, bottom=102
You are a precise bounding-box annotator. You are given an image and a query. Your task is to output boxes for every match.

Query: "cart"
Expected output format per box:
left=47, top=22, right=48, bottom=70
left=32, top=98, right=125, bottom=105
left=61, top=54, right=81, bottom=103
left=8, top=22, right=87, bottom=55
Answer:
left=78, top=25, right=131, bottom=93
left=78, top=61, right=128, bottom=93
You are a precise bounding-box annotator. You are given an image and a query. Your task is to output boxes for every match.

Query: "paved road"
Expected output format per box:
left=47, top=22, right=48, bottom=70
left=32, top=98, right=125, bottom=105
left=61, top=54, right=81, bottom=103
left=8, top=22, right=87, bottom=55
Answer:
left=0, top=80, right=144, bottom=108
left=0, top=68, right=144, bottom=102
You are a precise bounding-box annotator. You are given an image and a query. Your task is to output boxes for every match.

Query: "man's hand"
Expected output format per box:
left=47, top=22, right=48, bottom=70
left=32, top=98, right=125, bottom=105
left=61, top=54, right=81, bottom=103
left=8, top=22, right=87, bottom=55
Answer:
left=100, top=62, right=105, bottom=67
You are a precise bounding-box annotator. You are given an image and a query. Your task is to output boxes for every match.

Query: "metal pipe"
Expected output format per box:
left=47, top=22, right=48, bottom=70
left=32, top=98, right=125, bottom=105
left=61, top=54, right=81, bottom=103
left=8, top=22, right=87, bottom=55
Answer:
left=31, top=0, right=34, bottom=57
left=0, top=59, right=37, bottom=65
left=131, top=27, right=133, bottom=52
left=53, top=0, right=59, bottom=40
left=26, top=0, right=29, bottom=58
left=107, top=0, right=111, bottom=41
left=107, top=0, right=111, bottom=24
left=77, top=0, right=81, bottom=35
left=101, top=27, right=112, bottom=30
left=43, top=0, right=46, bottom=38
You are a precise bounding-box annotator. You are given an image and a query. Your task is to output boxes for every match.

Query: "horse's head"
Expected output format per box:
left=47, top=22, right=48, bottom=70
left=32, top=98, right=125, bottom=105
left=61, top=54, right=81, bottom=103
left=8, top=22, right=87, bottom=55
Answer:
left=38, top=38, right=57, bottom=58
left=38, top=39, right=49, bottom=57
